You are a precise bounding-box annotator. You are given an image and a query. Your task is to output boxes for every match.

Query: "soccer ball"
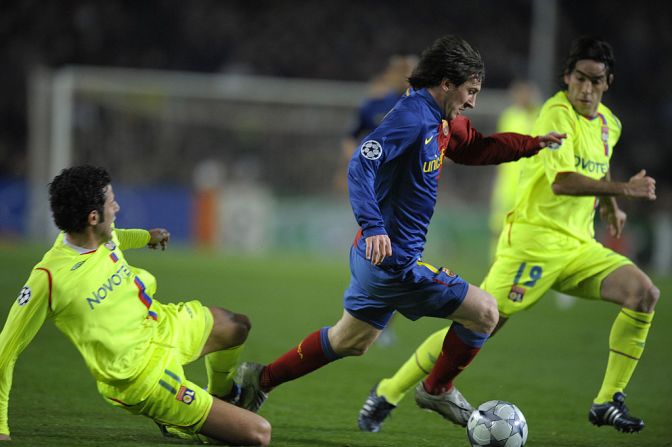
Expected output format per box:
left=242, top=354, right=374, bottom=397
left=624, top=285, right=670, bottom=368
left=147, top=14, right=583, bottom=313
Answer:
left=466, top=400, right=528, bottom=447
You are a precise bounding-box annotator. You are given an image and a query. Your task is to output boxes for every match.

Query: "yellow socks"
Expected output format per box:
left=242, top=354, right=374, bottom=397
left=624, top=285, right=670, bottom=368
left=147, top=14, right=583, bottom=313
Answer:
left=594, top=308, right=654, bottom=403
left=377, top=327, right=449, bottom=405
left=206, top=344, right=244, bottom=398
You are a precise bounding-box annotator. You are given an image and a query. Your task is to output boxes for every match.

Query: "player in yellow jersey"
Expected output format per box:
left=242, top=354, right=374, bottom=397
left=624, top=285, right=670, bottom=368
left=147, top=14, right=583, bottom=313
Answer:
left=0, top=166, right=271, bottom=445
left=358, top=36, right=658, bottom=435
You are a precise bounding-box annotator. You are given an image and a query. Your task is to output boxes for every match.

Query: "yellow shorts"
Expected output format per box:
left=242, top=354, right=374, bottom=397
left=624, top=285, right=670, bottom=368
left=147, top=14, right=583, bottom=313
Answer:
left=481, top=222, right=632, bottom=318
left=100, top=300, right=215, bottom=432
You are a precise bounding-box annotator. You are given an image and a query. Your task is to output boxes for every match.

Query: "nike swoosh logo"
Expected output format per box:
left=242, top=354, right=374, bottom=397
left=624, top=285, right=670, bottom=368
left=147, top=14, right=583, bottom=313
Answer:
left=425, top=135, right=435, bottom=145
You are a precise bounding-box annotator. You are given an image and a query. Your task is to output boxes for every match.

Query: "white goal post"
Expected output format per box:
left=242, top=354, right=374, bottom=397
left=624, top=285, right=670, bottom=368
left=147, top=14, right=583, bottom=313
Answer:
left=27, top=66, right=510, bottom=251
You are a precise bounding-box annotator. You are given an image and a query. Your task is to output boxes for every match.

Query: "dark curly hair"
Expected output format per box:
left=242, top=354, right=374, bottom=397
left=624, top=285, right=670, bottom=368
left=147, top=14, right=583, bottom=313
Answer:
left=564, top=36, right=615, bottom=85
left=49, top=166, right=111, bottom=233
left=409, top=35, right=484, bottom=89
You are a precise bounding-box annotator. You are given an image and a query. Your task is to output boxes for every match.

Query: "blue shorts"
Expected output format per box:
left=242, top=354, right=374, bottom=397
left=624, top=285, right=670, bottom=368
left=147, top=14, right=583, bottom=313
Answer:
left=343, top=247, right=470, bottom=329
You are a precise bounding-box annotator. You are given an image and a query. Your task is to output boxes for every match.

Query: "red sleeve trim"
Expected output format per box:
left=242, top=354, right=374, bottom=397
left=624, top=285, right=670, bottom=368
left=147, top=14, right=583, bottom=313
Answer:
left=35, top=267, right=53, bottom=311
left=353, top=228, right=363, bottom=247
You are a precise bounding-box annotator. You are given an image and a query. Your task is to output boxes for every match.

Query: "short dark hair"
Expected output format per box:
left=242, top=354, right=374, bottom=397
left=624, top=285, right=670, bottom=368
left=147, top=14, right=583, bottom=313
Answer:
left=564, top=36, right=615, bottom=85
left=49, top=166, right=111, bottom=233
left=408, top=35, right=484, bottom=89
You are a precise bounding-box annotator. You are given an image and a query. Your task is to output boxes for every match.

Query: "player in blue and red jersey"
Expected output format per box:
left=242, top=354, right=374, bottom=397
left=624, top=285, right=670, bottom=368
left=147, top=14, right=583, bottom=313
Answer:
left=235, top=35, right=565, bottom=427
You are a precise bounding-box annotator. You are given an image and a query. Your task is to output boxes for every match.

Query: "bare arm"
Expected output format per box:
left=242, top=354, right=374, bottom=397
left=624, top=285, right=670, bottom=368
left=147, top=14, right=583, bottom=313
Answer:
left=552, top=169, right=656, bottom=200
left=553, top=169, right=656, bottom=239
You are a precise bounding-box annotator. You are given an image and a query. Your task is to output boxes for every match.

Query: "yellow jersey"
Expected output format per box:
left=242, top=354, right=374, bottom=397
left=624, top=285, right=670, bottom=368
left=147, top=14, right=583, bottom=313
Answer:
left=510, top=91, right=621, bottom=242
left=0, top=228, right=155, bottom=434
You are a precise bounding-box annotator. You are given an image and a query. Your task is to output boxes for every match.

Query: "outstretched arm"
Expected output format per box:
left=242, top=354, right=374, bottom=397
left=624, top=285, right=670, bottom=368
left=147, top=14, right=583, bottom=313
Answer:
left=553, top=169, right=656, bottom=239
left=446, top=117, right=565, bottom=165
left=114, top=228, right=170, bottom=251
left=552, top=169, right=656, bottom=199
left=0, top=269, right=50, bottom=438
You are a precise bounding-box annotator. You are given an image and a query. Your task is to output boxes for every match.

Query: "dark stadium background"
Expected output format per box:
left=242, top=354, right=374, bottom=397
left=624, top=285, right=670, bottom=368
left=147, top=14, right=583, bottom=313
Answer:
left=0, top=3, right=671, bottom=446
left=2, top=1, right=671, bottom=180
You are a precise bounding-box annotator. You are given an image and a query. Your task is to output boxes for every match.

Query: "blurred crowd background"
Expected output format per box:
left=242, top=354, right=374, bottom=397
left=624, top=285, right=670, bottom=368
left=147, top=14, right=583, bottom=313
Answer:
left=0, top=0, right=670, bottom=271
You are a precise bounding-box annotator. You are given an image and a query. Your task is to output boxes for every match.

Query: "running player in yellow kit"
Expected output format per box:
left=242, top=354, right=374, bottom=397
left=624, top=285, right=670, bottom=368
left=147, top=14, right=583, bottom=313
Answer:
left=0, top=166, right=271, bottom=445
left=358, top=36, right=658, bottom=434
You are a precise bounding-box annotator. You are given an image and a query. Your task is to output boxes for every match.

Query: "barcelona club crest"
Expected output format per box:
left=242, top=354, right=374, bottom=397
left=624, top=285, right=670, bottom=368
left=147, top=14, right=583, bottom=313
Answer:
left=508, top=285, right=525, bottom=303
left=440, top=267, right=457, bottom=277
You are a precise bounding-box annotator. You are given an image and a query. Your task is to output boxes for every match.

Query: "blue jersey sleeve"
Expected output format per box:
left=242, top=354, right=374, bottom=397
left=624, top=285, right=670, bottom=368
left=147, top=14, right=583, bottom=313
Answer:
left=347, top=107, right=421, bottom=237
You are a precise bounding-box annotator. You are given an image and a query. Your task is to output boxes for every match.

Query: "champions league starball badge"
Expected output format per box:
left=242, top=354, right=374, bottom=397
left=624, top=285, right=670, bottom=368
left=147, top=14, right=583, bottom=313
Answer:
left=360, top=140, right=383, bottom=160
left=17, top=286, right=32, bottom=306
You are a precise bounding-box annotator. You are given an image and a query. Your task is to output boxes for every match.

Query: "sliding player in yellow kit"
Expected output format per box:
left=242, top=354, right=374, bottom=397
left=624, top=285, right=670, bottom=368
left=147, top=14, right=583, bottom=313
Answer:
left=358, top=36, right=658, bottom=434
left=0, top=166, right=270, bottom=445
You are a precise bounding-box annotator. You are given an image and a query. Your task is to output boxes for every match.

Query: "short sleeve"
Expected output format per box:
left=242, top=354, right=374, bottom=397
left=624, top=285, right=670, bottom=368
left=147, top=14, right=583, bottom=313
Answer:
left=534, top=103, right=578, bottom=183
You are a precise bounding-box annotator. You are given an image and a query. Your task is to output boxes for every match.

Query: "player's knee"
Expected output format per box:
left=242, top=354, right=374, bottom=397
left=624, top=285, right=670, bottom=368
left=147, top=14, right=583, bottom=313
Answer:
left=477, top=295, right=499, bottom=334
left=332, top=338, right=370, bottom=357
left=641, top=284, right=660, bottom=313
left=227, top=312, right=251, bottom=346
left=211, top=307, right=251, bottom=347
left=623, top=280, right=659, bottom=313
left=250, top=418, right=272, bottom=446
left=347, top=343, right=369, bottom=357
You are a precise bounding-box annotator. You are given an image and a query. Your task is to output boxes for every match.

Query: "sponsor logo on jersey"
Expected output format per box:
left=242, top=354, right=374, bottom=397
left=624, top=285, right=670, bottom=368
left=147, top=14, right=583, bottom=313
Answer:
left=424, top=134, right=436, bottom=145
left=360, top=140, right=382, bottom=160
left=423, top=156, right=444, bottom=173
left=85, top=264, right=132, bottom=309
left=508, top=285, right=526, bottom=303
left=17, top=286, right=31, bottom=306
left=71, top=261, right=85, bottom=271
left=176, top=386, right=195, bottom=405
left=574, top=156, right=608, bottom=175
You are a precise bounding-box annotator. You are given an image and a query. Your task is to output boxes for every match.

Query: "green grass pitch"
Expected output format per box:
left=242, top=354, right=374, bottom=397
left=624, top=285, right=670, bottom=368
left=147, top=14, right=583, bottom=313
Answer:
left=0, top=243, right=670, bottom=446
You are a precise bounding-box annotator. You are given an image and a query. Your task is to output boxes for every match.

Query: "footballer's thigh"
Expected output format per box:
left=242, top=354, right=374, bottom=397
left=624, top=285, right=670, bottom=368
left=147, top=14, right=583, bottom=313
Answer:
left=200, top=398, right=271, bottom=446
left=555, top=240, right=657, bottom=310
left=480, top=255, right=561, bottom=318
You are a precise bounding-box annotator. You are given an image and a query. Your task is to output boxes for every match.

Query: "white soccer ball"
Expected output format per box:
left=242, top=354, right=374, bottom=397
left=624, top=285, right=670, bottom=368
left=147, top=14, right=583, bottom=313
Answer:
left=466, top=400, right=528, bottom=447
